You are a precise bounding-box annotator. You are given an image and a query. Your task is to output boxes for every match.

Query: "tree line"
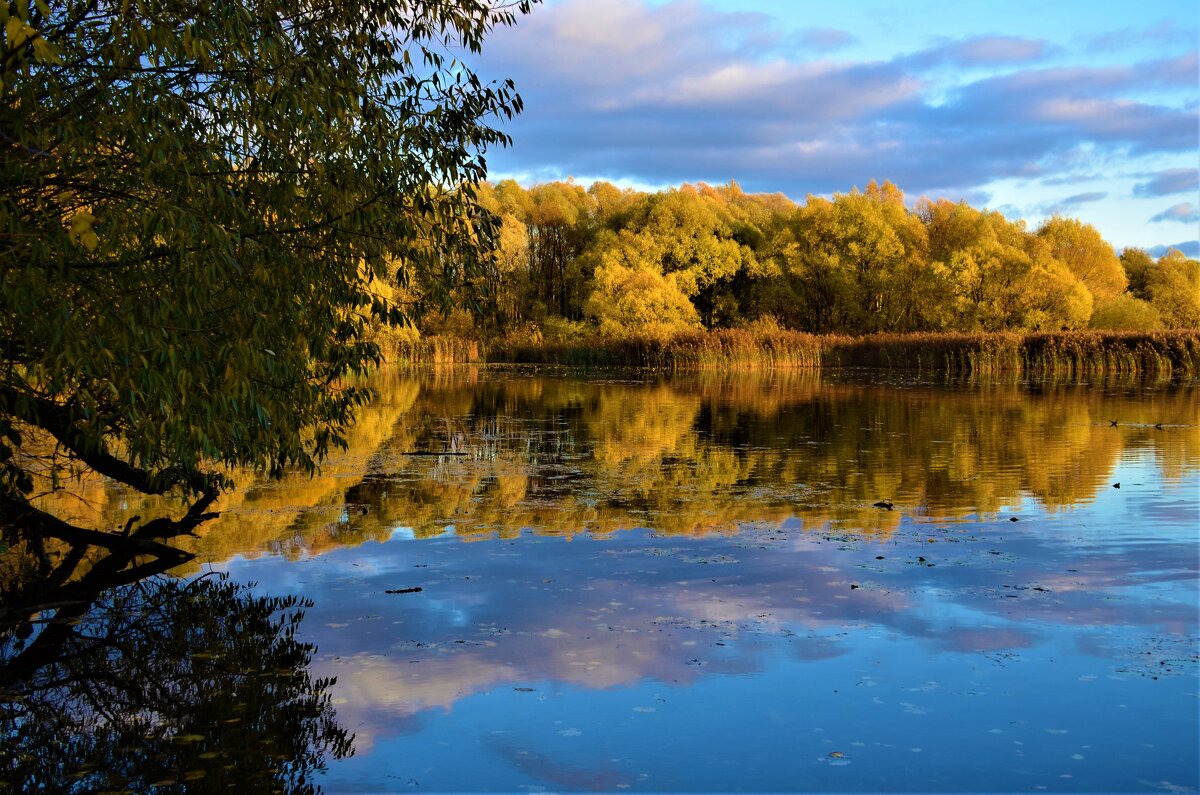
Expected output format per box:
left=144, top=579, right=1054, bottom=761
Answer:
left=394, top=179, right=1199, bottom=343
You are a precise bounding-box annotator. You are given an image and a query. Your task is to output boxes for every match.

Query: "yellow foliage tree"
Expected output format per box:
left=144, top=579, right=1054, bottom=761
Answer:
left=1037, top=217, right=1128, bottom=307
left=1146, top=250, right=1200, bottom=329
left=583, top=231, right=702, bottom=341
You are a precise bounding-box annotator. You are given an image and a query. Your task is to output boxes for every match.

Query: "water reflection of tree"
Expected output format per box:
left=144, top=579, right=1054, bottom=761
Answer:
left=1, top=555, right=352, bottom=793
left=321, top=374, right=1199, bottom=545
left=29, top=371, right=1198, bottom=560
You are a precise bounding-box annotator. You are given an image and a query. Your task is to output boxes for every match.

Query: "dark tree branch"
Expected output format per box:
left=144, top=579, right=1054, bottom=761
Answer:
left=0, top=492, right=211, bottom=556
left=0, top=386, right=216, bottom=496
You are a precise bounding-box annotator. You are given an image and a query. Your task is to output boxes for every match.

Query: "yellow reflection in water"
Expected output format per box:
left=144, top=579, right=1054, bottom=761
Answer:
left=29, top=368, right=1200, bottom=565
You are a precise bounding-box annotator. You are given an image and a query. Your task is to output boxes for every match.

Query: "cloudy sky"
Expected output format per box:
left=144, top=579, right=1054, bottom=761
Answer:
left=472, top=0, right=1198, bottom=254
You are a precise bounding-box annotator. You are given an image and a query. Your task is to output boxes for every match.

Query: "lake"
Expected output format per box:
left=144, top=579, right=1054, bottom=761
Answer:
left=5, top=366, right=1198, bottom=792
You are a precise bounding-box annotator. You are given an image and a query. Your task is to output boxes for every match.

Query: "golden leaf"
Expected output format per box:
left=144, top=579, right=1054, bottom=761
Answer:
left=6, top=18, right=33, bottom=49
left=68, top=212, right=100, bottom=252
left=31, top=35, right=61, bottom=64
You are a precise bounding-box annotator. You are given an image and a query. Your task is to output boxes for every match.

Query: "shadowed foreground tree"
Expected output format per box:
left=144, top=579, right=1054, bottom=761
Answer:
left=0, top=0, right=532, bottom=552
left=1, top=569, right=351, bottom=792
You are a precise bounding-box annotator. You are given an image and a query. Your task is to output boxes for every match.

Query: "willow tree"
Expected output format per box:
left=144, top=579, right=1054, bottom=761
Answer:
left=0, top=0, right=532, bottom=554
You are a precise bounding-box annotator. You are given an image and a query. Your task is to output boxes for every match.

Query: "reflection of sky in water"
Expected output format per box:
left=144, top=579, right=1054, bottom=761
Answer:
left=183, top=371, right=1199, bottom=792
left=215, top=446, right=1199, bottom=793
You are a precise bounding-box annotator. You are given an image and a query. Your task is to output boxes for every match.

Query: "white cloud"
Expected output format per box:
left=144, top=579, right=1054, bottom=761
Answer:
left=1149, top=202, right=1200, bottom=224
left=474, top=0, right=1199, bottom=202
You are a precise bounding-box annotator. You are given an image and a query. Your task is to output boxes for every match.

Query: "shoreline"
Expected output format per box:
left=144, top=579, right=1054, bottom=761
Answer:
left=380, top=329, right=1200, bottom=377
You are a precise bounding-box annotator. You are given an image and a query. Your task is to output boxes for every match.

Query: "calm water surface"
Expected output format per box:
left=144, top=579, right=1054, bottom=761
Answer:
left=17, top=367, right=1200, bottom=792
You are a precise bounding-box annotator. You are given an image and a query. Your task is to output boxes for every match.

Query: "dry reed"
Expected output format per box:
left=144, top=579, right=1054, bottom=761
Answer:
left=824, top=330, right=1199, bottom=377
left=382, top=335, right=481, bottom=365
left=390, top=328, right=1200, bottom=376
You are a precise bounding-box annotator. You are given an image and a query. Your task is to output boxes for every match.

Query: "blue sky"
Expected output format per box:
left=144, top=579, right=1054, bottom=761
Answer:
left=473, top=0, right=1199, bottom=254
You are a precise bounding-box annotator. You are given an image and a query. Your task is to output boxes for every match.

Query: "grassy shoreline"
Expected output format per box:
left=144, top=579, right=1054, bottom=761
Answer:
left=383, top=329, right=1200, bottom=376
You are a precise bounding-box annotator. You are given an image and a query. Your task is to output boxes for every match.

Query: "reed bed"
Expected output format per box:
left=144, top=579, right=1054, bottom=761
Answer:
left=389, top=328, right=1200, bottom=376
left=1019, top=331, right=1200, bottom=378
left=823, top=330, right=1200, bottom=377
left=490, top=328, right=826, bottom=369
left=660, top=328, right=827, bottom=369
left=382, top=335, right=481, bottom=365
left=819, top=332, right=1015, bottom=373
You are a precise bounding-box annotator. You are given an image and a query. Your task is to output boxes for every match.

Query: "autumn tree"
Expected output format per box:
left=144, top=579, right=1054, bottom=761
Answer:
left=581, top=229, right=702, bottom=341
left=587, top=180, right=640, bottom=227
left=919, top=198, right=1002, bottom=329
left=921, top=200, right=1091, bottom=331
left=1103, top=247, right=1198, bottom=330
left=0, top=1, right=532, bottom=552
left=369, top=174, right=1185, bottom=342
left=523, top=181, right=595, bottom=319
left=1015, top=235, right=1094, bottom=330
left=1088, top=295, right=1163, bottom=330
left=603, top=184, right=762, bottom=328
left=475, top=181, right=532, bottom=332
left=1119, top=248, right=1157, bottom=296
left=1037, top=217, right=1127, bottom=324
left=786, top=181, right=937, bottom=333
left=1143, top=250, right=1200, bottom=329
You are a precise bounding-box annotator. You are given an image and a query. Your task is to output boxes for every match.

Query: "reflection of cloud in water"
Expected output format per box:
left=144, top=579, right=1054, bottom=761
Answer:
left=170, top=369, right=1199, bottom=788
left=788, top=635, right=845, bottom=661
left=324, top=652, right=520, bottom=752
left=276, top=507, right=1197, bottom=756
left=486, top=735, right=629, bottom=791
left=932, top=626, right=1039, bottom=654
